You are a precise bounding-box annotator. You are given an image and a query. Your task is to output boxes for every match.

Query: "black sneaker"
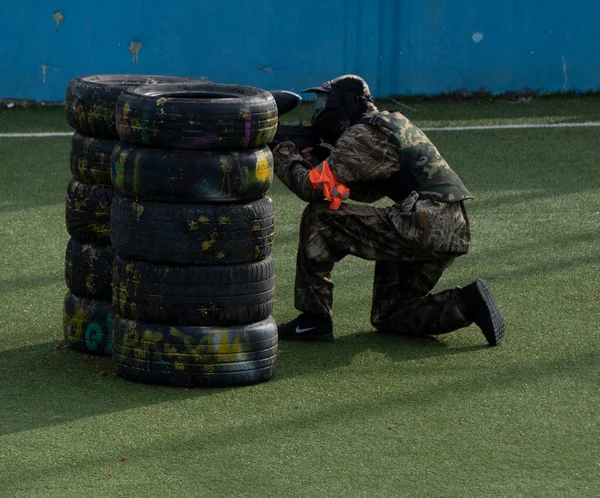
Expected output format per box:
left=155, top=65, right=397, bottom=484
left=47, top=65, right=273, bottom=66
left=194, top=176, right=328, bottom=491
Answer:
left=277, top=313, right=334, bottom=342
left=459, top=279, right=505, bottom=346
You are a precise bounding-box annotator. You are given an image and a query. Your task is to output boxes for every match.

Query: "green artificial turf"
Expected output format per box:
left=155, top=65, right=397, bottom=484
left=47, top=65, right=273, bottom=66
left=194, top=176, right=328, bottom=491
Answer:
left=0, top=98, right=599, bottom=497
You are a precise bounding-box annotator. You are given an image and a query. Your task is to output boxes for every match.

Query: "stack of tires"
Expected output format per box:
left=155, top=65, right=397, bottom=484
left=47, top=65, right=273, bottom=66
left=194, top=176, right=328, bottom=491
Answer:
left=63, top=75, right=189, bottom=355
left=110, top=82, right=280, bottom=387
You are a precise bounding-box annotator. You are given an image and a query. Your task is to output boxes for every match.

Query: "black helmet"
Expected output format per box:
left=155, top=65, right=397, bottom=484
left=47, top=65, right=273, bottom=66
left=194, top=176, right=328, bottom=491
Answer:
left=303, top=74, right=373, bottom=144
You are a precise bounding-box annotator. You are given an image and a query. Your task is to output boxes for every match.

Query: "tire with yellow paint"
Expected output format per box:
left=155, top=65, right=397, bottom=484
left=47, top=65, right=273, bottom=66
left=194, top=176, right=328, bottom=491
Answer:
left=63, top=291, right=114, bottom=356
left=113, top=256, right=274, bottom=326
left=111, top=142, right=273, bottom=203
left=110, top=195, right=274, bottom=265
left=65, top=178, right=114, bottom=245
left=65, top=238, right=114, bottom=300
left=115, top=82, right=278, bottom=150
left=70, top=132, right=118, bottom=186
left=66, top=74, right=192, bottom=139
left=111, top=315, right=277, bottom=387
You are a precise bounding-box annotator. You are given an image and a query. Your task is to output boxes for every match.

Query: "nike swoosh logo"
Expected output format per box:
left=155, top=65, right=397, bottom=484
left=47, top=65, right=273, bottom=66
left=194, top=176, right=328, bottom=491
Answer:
left=295, top=326, right=317, bottom=334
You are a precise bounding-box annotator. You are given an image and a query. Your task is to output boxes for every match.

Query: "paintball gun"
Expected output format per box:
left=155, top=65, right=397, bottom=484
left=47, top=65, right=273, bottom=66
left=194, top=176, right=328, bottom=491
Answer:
left=269, top=90, right=319, bottom=151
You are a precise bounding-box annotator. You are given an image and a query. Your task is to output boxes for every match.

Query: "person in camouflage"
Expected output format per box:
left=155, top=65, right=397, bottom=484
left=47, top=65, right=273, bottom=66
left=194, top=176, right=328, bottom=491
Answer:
left=273, top=74, right=504, bottom=345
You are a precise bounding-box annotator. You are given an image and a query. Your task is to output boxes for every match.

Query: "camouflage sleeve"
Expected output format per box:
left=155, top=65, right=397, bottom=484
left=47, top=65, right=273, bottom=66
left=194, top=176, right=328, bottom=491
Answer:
left=327, top=124, right=401, bottom=203
left=329, top=124, right=400, bottom=183
left=272, top=141, right=325, bottom=203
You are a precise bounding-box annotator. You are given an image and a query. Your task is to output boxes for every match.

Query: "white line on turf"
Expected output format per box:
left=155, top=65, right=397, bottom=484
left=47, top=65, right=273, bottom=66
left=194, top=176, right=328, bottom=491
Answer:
left=421, top=121, right=600, bottom=131
left=0, top=132, right=73, bottom=138
left=1, top=121, right=600, bottom=138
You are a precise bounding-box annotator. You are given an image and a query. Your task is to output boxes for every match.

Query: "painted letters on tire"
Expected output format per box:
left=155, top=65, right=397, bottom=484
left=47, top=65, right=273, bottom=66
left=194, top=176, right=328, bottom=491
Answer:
left=63, top=291, right=114, bottom=356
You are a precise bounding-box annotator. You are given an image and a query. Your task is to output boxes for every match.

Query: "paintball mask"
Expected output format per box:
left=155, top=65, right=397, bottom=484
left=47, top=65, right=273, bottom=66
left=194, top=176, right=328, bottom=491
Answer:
left=303, top=74, right=373, bottom=144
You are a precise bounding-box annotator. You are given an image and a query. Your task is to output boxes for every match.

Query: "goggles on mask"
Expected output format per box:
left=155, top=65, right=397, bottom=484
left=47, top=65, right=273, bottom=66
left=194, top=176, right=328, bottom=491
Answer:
left=313, top=93, right=329, bottom=120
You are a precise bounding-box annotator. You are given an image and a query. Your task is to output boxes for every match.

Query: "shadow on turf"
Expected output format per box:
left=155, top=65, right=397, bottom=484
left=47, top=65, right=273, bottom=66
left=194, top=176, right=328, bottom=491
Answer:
left=275, top=329, right=488, bottom=380
left=0, top=331, right=485, bottom=435
left=0, top=272, right=62, bottom=295
left=0, top=341, right=218, bottom=435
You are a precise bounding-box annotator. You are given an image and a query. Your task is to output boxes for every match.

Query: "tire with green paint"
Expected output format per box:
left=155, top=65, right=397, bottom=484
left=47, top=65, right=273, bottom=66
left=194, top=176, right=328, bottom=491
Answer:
left=65, top=178, right=114, bottom=245
left=63, top=291, right=114, bottom=356
left=70, top=132, right=118, bottom=186
left=111, top=142, right=273, bottom=203
left=115, top=82, right=278, bottom=150
left=65, top=74, right=193, bottom=138
left=112, top=315, right=277, bottom=387
left=113, top=256, right=275, bottom=326
left=65, top=238, right=114, bottom=300
left=110, top=195, right=274, bottom=265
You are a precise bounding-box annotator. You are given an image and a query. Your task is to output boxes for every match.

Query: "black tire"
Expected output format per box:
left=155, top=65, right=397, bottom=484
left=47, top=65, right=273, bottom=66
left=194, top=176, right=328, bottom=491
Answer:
left=112, top=315, right=277, bottom=387
left=112, top=341, right=277, bottom=365
left=63, top=291, right=114, bottom=356
left=65, top=74, right=192, bottom=138
left=70, top=132, right=118, bottom=186
left=116, top=362, right=277, bottom=388
left=65, top=178, right=114, bottom=245
left=113, top=256, right=275, bottom=326
left=65, top=238, right=114, bottom=300
left=115, top=82, right=278, bottom=150
left=111, top=142, right=273, bottom=203
left=110, top=195, right=274, bottom=265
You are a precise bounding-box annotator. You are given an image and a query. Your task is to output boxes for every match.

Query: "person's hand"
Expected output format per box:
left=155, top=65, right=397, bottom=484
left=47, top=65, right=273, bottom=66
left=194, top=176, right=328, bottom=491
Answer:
left=301, top=146, right=330, bottom=165
left=271, top=140, right=296, bottom=157
left=300, top=147, right=315, bottom=163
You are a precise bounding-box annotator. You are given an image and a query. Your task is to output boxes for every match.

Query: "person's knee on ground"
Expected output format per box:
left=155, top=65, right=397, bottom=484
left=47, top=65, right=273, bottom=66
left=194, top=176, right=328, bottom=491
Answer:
left=372, top=280, right=504, bottom=346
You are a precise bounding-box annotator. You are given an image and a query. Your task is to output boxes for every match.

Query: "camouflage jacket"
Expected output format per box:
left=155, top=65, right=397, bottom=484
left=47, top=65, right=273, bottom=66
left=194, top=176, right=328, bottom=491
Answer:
left=273, top=109, right=472, bottom=205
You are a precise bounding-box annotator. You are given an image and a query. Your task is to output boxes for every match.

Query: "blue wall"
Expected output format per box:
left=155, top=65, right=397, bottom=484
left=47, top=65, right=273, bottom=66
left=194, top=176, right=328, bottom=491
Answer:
left=1, top=0, right=599, bottom=101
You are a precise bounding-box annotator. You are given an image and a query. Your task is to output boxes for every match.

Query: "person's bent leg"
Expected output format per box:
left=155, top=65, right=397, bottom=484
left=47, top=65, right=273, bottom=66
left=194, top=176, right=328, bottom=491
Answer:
left=280, top=198, right=504, bottom=345
left=280, top=201, right=402, bottom=341
left=294, top=202, right=402, bottom=317
left=371, top=256, right=470, bottom=335
left=371, top=259, right=504, bottom=345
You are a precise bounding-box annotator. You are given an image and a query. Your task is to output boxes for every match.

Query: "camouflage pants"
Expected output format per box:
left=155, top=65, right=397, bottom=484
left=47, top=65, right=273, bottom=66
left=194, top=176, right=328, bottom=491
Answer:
left=294, top=192, right=474, bottom=336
